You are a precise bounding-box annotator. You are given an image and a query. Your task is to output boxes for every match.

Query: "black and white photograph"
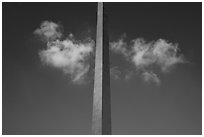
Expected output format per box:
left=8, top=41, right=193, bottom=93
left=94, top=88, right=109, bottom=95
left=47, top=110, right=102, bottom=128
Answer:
left=2, top=1, right=202, bottom=135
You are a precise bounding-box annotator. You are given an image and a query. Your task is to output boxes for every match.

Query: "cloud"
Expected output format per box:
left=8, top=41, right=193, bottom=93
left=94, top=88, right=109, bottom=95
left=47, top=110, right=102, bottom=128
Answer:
left=110, top=34, right=129, bottom=57
left=131, top=38, right=185, bottom=72
left=124, top=70, right=134, bottom=80
left=110, top=66, right=121, bottom=80
left=34, top=21, right=63, bottom=42
left=110, top=35, right=186, bottom=85
left=142, top=71, right=161, bottom=85
left=34, top=21, right=94, bottom=84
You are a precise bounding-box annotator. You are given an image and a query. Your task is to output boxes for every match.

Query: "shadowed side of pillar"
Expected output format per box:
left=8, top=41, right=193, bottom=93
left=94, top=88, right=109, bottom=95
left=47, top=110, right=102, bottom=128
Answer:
left=102, top=6, right=111, bottom=135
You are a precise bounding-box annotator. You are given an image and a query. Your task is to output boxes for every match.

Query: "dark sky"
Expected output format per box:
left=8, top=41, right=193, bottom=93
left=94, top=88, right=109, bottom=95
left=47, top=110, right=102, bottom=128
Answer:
left=3, top=2, right=202, bottom=135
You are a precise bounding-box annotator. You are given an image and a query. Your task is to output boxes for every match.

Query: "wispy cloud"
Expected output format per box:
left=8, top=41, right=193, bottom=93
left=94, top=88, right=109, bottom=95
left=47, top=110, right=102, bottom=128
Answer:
left=34, top=21, right=63, bottom=42
left=110, top=66, right=121, bottom=80
left=131, top=38, right=185, bottom=72
left=142, top=71, right=161, bottom=85
left=124, top=70, right=134, bottom=80
left=110, top=34, right=129, bottom=57
left=34, top=21, right=94, bottom=84
left=110, top=35, right=186, bottom=85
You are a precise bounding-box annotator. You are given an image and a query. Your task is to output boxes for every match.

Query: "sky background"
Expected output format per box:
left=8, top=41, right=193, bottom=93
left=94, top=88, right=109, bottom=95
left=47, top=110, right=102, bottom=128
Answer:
left=3, top=2, right=202, bottom=135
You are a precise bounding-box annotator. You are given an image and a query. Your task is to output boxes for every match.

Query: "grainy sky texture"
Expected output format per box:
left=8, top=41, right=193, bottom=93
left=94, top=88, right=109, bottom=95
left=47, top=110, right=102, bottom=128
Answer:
left=3, top=2, right=202, bottom=135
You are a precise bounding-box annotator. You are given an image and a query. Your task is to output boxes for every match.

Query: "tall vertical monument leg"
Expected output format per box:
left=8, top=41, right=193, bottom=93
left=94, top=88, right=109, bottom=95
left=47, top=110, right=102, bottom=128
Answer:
left=92, top=2, right=111, bottom=135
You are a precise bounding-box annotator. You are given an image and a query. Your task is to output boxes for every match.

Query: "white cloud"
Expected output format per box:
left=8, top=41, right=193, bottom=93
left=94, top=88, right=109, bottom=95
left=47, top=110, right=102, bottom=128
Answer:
left=152, top=39, right=185, bottom=72
left=110, top=36, right=186, bottom=85
left=142, top=71, right=161, bottom=86
left=110, top=36, right=129, bottom=57
left=34, top=21, right=94, bottom=84
left=130, top=38, right=185, bottom=72
left=34, top=21, right=62, bottom=42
